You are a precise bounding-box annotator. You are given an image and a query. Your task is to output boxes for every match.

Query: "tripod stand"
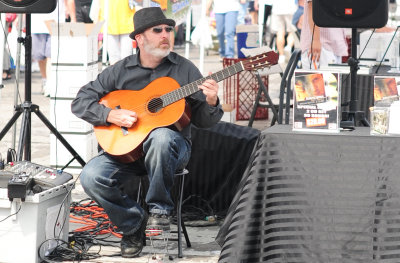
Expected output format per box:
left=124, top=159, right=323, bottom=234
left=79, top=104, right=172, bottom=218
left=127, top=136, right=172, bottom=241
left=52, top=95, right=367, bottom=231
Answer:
left=340, top=28, right=370, bottom=129
left=0, top=14, right=85, bottom=167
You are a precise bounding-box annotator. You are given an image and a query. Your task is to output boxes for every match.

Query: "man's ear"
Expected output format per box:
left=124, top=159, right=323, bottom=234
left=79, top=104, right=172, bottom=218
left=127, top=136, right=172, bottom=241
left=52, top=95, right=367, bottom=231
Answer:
left=134, top=34, right=141, bottom=43
left=136, top=33, right=146, bottom=48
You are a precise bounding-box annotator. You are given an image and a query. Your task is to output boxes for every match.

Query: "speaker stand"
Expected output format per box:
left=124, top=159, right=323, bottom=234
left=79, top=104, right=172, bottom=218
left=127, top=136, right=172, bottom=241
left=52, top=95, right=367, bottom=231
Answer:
left=0, top=14, right=85, bottom=167
left=340, top=28, right=370, bottom=130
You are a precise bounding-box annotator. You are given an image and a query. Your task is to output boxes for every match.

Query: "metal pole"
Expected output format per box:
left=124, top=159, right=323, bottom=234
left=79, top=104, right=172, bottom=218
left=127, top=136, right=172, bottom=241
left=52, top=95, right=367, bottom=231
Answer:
left=102, top=0, right=109, bottom=66
left=0, top=13, right=6, bottom=92
left=22, top=14, right=32, bottom=160
left=12, top=14, right=24, bottom=149
left=199, top=0, right=207, bottom=74
left=184, top=8, right=191, bottom=59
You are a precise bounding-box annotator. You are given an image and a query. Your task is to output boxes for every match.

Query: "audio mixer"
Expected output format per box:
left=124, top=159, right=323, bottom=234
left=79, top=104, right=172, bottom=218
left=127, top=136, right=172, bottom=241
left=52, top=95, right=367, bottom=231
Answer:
left=0, top=161, right=73, bottom=192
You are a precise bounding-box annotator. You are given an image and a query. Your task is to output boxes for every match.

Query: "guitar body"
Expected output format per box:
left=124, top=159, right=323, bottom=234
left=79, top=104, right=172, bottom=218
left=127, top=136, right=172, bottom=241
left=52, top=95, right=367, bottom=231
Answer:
left=94, top=77, right=191, bottom=163
left=92, top=51, right=278, bottom=163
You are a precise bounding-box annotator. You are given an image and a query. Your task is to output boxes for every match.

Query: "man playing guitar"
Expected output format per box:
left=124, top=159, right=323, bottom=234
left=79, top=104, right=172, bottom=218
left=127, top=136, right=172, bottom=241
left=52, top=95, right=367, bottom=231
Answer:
left=71, top=7, right=223, bottom=258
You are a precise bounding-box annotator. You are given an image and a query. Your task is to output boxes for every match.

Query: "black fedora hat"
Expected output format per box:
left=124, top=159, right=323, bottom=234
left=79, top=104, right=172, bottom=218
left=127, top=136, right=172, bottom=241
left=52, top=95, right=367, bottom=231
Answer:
left=129, top=7, right=175, bottom=39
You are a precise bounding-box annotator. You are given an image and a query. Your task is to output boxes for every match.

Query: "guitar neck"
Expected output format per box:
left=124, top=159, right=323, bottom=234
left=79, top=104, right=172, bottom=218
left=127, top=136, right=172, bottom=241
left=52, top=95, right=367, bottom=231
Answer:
left=161, top=61, right=244, bottom=107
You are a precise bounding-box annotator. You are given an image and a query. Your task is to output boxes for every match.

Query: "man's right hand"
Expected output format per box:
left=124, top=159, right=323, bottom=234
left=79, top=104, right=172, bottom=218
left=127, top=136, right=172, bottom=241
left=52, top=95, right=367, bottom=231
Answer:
left=107, top=109, right=138, bottom=127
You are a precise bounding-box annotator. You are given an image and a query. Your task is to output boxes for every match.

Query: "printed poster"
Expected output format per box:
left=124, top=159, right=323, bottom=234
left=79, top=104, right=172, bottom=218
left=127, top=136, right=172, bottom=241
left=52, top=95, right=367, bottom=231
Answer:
left=293, top=71, right=340, bottom=133
left=149, top=0, right=192, bottom=25
left=373, top=76, right=399, bottom=103
left=371, top=76, right=400, bottom=135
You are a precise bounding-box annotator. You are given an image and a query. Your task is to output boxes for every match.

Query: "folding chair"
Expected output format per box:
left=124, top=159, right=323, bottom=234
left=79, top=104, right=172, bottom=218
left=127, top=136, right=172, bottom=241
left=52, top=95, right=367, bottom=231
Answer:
left=277, top=49, right=301, bottom=124
left=248, top=48, right=302, bottom=126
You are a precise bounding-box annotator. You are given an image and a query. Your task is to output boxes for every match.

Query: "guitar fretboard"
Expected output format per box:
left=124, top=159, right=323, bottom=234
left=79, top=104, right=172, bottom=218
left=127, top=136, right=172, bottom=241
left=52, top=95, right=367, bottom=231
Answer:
left=161, top=62, right=244, bottom=107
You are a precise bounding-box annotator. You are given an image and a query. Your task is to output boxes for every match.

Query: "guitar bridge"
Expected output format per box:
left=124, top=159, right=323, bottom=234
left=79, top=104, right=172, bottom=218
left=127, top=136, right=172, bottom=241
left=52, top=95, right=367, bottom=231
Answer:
left=115, top=105, right=129, bottom=136
left=121, top=126, right=128, bottom=136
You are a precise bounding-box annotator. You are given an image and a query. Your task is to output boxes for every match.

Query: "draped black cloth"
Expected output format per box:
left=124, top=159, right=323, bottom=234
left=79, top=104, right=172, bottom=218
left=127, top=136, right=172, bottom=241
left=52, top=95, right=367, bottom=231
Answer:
left=217, top=125, right=400, bottom=263
left=185, top=121, right=260, bottom=216
left=123, top=121, right=260, bottom=216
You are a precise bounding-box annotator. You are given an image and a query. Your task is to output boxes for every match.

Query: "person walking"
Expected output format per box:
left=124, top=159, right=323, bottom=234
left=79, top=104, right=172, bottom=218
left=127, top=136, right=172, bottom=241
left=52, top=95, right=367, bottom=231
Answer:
left=206, top=0, right=240, bottom=58
left=31, top=0, right=76, bottom=95
left=94, top=0, right=136, bottom=65
left=300, top=0, right=348, bottom=69
left=270, top=0, right=297, bottom=64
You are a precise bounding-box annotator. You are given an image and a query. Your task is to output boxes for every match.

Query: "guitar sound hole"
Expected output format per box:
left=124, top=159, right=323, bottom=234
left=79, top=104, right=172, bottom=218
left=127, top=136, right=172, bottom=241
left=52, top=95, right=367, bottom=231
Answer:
left=148, top=98, right=163, bottom=113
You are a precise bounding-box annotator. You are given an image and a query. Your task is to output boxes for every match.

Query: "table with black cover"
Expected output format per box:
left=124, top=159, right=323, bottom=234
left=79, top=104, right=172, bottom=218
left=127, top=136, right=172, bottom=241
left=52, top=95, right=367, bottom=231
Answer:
left=217, top=125, right=400, bottom=263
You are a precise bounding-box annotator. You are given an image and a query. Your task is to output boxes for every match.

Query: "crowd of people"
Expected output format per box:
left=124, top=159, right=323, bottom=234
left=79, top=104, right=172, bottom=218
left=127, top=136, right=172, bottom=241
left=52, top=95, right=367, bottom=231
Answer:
left=204, top=0, right=348, bottom=68
left=2, top=0, right=398, bottom=84
left=205, top=0, right=302, bottom=62
left=0, top=0, right=306, bottom=85
left=1, top=0, right=139, bottom=89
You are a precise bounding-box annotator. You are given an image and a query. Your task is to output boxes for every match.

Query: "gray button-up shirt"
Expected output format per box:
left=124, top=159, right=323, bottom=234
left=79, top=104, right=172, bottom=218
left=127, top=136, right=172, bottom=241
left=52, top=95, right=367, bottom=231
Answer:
left=71, top=51, right=223, bottom=142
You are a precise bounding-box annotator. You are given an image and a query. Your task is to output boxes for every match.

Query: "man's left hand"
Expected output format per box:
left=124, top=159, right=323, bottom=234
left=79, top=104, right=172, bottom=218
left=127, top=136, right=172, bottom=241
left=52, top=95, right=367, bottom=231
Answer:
left=199, top=78, right=219, bottom=106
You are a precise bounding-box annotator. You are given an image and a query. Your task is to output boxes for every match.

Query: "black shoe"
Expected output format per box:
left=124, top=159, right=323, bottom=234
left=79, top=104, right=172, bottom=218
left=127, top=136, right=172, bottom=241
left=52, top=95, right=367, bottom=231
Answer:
left=146, top=213, right=171, bottom=231
left=121, top=212, right=148, bottom=258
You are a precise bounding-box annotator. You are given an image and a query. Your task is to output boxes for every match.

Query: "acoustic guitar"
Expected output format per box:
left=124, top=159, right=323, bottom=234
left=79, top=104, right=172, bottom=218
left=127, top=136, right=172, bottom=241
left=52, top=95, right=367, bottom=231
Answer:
left=94, top=51, right=278, bottom=163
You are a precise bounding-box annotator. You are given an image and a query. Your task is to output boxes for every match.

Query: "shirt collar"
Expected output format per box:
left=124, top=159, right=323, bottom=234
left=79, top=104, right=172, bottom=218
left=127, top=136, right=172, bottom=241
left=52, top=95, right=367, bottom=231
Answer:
left=125, top=50, right=178, bottom=68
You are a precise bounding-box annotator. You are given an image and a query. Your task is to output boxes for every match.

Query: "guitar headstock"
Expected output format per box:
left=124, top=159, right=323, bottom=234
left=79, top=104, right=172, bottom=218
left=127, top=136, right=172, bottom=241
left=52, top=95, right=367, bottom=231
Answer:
left=241, top=51, right=279, bottom=71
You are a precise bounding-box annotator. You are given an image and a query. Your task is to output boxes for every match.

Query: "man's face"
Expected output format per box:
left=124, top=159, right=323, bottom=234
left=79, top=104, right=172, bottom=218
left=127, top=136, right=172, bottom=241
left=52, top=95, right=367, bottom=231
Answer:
left=139, top=24, right=172, bottom=58
left=310, top=74, right=325, bottom=97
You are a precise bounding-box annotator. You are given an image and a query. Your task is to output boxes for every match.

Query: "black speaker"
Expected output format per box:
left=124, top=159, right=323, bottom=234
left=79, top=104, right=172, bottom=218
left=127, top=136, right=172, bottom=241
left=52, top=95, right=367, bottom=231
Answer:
left=0, top=0, right=57, bottom=13
left=313, top=0, right=388, bottom=28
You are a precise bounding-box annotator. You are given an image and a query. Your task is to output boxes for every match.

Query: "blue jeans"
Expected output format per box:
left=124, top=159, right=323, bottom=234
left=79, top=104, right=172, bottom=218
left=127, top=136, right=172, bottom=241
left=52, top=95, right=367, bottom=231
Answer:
left=215, top=11, right=238, bottom=58
left=80, top=128, right=191, bottom=235
left=238, top=2, right=249, bottom=25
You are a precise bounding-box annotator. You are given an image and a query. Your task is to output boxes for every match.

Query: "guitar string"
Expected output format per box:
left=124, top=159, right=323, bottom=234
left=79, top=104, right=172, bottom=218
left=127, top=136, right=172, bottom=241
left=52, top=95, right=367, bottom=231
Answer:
left=115, top=62, right=245, bottom=114
left=108, top=57, right=270, bottom=115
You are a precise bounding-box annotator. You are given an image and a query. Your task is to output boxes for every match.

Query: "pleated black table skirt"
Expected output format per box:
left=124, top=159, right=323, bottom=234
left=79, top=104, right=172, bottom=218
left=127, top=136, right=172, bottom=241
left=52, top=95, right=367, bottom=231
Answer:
left=217, top=125, right=400, bottom=263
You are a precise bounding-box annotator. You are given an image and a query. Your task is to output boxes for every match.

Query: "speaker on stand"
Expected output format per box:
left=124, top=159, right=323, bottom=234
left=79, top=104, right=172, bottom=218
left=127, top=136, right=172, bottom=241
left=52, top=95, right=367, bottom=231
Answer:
left=312, top=0, right=388, bottom=129
left=0, top=0, right=86, bottom=166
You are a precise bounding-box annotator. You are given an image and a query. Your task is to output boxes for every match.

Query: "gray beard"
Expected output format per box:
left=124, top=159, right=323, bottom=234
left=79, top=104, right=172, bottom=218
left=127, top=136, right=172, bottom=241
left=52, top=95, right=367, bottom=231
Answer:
left=143, top=42, right=170, bottom=59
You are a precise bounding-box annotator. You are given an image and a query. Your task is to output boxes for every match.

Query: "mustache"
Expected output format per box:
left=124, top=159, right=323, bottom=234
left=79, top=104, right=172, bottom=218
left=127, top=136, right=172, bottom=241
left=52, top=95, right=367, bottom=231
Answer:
left=160, top=40, right=170, bottom=45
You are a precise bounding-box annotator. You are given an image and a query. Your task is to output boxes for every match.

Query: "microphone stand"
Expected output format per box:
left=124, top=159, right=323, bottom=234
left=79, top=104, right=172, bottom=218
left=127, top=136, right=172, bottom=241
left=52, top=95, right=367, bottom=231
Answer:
left=340, top=28, right=370, bottom=129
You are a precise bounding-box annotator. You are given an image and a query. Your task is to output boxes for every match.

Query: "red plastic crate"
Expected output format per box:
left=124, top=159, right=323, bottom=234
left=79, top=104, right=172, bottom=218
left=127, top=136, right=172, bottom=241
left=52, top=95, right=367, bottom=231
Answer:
left=222, top=58, right=269, bottom=120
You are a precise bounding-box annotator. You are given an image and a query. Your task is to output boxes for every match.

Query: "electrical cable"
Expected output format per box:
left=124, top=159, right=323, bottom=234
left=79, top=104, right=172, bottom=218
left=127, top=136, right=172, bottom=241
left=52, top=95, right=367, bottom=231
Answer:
left=174, top=194, right=219, bottom=226
left=53, top=176, right=77, bottom=239
left=40, top=197, right=123, bottom=262
left=53, top=0, right=61, bottom=170
left=38, top=237, right=102, bottom=262
left=375, top=26, right=400, bottom=74
left=48, top=5, right=76, bottom=244
left=309, top=24, right=316, bottom=69
left=0, top=202, right=21, bottom=222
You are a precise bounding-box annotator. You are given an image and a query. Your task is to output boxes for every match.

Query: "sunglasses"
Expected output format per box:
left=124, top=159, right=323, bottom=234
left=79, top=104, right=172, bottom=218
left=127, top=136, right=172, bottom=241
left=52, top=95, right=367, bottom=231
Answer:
left=152, top=26, right=174, bottom=33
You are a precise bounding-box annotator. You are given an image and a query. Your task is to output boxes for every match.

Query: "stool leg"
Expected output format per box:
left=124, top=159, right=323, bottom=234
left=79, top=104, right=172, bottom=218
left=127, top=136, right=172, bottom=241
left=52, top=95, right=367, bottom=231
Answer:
left=181, top=216, right=191, bottom=248
left=178, top=174, right=184, bottom=258
left=136, top=180, right=142, bottom=203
